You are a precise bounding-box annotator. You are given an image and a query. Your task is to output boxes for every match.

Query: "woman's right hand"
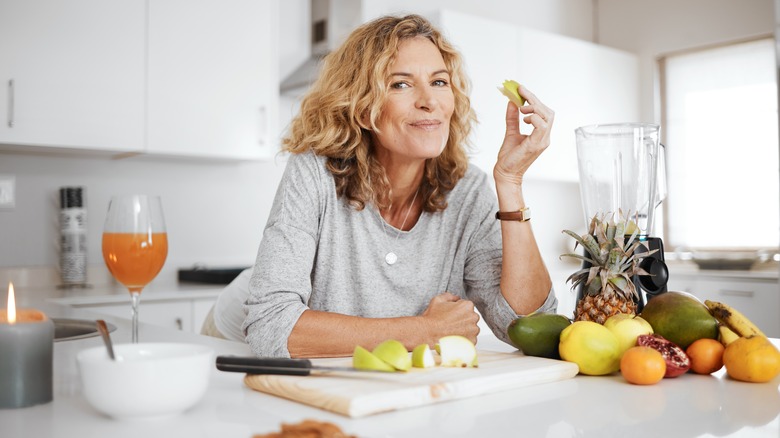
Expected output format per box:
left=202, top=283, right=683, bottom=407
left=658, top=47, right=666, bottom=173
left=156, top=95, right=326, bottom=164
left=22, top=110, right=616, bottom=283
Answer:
left=420, top=292, right=480, bottom=344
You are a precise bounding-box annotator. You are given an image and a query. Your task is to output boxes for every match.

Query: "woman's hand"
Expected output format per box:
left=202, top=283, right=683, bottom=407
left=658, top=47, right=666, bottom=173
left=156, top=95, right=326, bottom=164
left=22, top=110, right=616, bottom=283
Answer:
left=419, top=292, right=480, bottom=344
left=493, top=85, right=554, bottom=186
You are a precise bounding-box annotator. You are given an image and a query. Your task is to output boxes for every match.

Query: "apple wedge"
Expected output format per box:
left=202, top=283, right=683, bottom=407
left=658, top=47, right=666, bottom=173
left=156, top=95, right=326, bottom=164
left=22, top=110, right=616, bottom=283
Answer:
left=352, top=346, right=396, bottom=372
left=411, top=344, right=436, bottom=368
left=372, top=339, right=412, bottom=371
left=438, top=335, right=478, bottom=368
left=497, top=79, right=526, bottom=107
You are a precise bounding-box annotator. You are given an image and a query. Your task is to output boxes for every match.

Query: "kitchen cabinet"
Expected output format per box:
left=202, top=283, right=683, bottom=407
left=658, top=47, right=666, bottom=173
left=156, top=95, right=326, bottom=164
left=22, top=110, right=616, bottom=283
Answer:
left=0, top=0, right=278, bottom=160
left=668, top=272, right=780, bottom=338
left=437, top=10, right=640, bottom=182
left=0, top=0, right=145, bottom=153
left=146, top=0, right=278, bottom=159
left=73, top=297, right=217, bottom=333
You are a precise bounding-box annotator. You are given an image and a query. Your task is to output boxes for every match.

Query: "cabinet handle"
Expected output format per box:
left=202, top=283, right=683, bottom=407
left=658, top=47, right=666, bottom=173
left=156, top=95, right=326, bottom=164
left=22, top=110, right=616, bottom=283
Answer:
left=719, top=289, right=754, bottom=298
left=7, top=79, right=14, bottom=128
left=175, top=317, right=183, bottom=331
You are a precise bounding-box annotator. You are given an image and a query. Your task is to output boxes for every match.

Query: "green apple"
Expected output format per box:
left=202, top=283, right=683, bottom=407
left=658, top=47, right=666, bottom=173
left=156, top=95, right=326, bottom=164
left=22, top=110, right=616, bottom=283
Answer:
left=372, top=339, right=412, bottom=371
left=352, top=345, right=396, bottom=372
left=497, top=79, right=526, bottom=107
left=603, top=313, right=654, bottom=356
left=411, top=344, right=435, bottom=368
left=438, top=335, right=478, bottom=368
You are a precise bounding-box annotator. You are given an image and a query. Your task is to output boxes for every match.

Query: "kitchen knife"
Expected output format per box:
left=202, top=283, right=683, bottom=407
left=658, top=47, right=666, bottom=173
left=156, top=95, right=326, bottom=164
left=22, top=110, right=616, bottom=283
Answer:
left=216, top=355, right=394, bottom=376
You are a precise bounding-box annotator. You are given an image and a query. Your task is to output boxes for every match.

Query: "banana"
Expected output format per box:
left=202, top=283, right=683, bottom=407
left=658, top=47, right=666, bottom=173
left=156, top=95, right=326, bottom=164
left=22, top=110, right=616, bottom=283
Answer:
left=718, top=324, right=740, bottom=346
left=705, top=299, right=765, bottom=338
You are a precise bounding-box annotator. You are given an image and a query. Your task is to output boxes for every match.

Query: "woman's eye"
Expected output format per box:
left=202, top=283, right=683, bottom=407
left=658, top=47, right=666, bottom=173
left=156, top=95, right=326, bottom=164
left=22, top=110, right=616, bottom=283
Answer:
left=390, top=82, right=410, bottom=90
left=432, top=79, right=449, bottom=87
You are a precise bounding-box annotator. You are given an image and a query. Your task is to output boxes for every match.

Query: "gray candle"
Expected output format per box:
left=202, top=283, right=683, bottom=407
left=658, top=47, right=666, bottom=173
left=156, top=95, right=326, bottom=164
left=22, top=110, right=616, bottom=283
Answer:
left=0, top=283, right=54, bottom=409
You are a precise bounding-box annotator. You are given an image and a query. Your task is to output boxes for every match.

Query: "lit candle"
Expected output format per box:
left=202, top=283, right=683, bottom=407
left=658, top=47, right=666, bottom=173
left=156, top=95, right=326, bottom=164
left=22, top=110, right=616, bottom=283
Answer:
left=0, top=282, right=55, bottom=408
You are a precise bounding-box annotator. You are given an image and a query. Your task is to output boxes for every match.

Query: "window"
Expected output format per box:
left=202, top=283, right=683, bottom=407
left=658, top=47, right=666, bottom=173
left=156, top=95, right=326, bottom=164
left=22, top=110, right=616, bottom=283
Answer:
left=661, top=37, right=779, bottom=250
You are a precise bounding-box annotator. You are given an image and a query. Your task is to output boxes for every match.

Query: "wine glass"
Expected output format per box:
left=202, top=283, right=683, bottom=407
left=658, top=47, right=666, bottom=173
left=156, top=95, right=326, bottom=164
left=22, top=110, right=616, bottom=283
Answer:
left=102, top=195, right=168, bottom=343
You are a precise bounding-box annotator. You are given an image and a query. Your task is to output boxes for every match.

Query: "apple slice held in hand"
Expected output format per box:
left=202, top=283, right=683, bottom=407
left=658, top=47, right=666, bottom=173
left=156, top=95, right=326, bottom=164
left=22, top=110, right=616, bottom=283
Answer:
left=438, top=335, right=478, bottom=368
left=352, top=346, right=396, bottom=372
left=497, top=79, right=526, bottom=107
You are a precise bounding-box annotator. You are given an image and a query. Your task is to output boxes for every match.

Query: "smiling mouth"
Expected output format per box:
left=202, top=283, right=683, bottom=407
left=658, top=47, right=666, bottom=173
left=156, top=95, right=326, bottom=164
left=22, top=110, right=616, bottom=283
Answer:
left=410, top=120, right=441, bottom=130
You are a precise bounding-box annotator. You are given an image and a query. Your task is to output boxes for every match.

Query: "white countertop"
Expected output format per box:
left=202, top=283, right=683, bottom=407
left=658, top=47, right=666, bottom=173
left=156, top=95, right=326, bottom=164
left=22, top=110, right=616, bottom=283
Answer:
left=1, top=299, right=779, bottom=437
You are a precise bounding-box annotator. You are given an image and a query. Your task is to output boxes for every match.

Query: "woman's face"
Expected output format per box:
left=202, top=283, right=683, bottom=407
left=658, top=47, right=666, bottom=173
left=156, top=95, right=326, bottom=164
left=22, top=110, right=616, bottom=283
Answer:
left=372, top=36, right=455, bottom=165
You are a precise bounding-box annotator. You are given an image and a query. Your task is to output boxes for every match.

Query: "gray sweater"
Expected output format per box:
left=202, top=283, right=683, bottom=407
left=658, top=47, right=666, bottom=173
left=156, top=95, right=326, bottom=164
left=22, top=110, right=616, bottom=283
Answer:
left=243, top=151, right=557, bottom=357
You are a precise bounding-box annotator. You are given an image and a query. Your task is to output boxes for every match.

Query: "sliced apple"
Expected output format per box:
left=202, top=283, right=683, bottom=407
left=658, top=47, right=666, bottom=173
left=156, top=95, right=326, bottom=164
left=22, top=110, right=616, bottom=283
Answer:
left=411, top=344, right=435, bottom=368
left=497, top=79, right=526, bottom=107
left=438, top=335, right=478, bottom=368
left=352, top=346, right=395, bottom=372
left=372, top=339, right=411, bottom=371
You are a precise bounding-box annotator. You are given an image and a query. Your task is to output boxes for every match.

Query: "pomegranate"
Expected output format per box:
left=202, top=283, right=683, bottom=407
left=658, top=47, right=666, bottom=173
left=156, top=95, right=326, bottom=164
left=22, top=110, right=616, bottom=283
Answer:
left=636, top=334, right=691, bottom=378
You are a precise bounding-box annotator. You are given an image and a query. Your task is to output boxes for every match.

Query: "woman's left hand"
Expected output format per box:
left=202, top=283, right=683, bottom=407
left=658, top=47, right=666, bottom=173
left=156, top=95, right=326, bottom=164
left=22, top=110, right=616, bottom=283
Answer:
left=494, top=85, right=554, bottom=186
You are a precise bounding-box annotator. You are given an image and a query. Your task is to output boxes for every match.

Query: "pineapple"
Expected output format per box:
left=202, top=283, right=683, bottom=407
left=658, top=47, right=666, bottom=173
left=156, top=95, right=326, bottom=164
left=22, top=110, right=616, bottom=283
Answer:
left=561, top=213, right=657, bottom=324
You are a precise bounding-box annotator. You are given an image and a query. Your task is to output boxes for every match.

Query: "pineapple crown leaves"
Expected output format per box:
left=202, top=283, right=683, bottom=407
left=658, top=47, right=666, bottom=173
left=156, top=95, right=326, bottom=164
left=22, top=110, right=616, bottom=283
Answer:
left=560, top=212, right=658, bottom=298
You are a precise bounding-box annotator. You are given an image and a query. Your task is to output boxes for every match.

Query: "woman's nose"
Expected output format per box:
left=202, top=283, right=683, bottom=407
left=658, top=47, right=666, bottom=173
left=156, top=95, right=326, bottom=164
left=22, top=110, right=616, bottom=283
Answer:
left=415, top=86, right=438, bottom=111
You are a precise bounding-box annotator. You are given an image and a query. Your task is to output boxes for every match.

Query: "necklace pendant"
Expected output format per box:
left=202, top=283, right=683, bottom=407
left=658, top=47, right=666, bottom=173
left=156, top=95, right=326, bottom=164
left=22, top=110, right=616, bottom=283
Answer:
left=385, top=252, right=398, bottom=265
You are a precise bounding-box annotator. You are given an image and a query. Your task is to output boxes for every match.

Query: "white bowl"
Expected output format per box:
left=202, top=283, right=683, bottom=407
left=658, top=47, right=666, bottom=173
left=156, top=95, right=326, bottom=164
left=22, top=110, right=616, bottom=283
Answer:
left=77, top=342, right=214, bottom=420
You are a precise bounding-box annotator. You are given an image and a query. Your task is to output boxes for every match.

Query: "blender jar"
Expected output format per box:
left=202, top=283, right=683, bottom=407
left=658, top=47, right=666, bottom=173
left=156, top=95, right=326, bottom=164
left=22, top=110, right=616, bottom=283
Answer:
left=574, top=123, right=663, bottom=237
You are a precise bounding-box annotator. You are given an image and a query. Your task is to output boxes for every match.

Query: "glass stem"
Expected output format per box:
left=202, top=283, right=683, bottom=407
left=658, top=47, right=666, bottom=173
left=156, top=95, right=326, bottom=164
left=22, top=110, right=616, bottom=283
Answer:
left=130, top=291, right=141, bottom=343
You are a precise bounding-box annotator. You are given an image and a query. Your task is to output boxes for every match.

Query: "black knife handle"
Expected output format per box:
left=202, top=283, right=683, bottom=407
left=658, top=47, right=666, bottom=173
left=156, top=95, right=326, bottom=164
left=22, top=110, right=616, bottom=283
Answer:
left=216, top=356, right=313, bottom=376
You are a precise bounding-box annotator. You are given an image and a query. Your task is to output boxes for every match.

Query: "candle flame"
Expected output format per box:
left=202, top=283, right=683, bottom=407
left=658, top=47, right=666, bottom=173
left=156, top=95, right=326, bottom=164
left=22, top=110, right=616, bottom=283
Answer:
left=7, top=282, right=16, bottom=324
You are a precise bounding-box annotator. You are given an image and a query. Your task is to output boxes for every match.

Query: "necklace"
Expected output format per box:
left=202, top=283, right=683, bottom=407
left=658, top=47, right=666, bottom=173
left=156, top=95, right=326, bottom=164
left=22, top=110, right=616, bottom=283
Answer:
left=379, top=187, right=419, bottom=265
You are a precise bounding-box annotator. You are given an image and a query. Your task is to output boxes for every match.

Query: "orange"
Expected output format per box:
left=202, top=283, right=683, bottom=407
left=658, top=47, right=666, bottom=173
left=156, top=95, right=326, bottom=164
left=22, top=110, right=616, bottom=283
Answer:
left=620, top=346, right=666, bottom=385
left=686, top=338, right=725, bottom=374
left=723, top=336, right=780, bottom=383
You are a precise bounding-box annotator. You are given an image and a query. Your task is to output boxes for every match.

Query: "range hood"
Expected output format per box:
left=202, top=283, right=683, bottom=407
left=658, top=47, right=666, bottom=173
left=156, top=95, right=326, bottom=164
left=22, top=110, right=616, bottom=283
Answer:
left=280, top=0, right=363, bottom=94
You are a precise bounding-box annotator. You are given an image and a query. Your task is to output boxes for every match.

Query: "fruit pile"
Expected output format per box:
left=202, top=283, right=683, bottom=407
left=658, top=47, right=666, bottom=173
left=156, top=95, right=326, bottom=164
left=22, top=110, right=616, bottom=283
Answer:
left=352, top=336, right=478, bottom=372
left=534, top=214, right=780, bottom=384
left=507, top=292, right=780, bottom=385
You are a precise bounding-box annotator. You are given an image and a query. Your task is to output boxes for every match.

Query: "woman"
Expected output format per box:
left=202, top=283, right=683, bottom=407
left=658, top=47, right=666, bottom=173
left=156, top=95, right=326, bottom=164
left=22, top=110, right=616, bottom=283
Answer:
left=243, top=14, right=556, bottom=358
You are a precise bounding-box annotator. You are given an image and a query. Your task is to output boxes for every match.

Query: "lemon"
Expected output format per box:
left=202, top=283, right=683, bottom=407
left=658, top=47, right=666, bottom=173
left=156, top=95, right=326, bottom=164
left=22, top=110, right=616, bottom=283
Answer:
left=559, top=321, right=621, bottom=375
left=372, top=339, right=411, bottom=371
left=352, top=346, right=395, bottom=372
left=603, top=313, right=654, bottom=357
left=411, top=344, right=435, bottom=368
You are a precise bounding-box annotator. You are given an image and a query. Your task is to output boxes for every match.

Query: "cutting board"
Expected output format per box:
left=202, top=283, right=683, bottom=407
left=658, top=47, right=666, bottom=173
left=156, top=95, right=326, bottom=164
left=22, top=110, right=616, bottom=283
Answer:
left=243, top=351, right=579, bottom=417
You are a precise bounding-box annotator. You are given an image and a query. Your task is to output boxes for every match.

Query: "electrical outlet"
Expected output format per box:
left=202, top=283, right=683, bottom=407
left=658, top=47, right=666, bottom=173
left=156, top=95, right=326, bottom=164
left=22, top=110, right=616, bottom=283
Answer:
left=0, top=175, right=16, bottom=209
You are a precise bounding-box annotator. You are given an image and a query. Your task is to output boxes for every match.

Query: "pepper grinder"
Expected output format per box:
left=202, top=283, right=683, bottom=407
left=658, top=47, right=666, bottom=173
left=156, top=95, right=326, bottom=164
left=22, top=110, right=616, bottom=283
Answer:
left=59, top=187, right=88, bottom=287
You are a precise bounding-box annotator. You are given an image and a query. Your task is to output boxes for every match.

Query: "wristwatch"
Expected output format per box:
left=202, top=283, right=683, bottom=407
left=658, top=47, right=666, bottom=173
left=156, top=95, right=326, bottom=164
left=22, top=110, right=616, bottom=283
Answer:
left=495, top=207, right=531, bottom=222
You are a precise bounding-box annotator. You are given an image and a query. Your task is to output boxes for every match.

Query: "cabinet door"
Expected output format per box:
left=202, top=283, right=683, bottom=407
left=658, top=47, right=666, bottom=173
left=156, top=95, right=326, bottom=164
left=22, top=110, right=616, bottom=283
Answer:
left=0, top=0, right=145, bottom=152
left=694, top=278, right=780, bottom=338
left=80, top=301, right=193, bottom=332
left=437, top=10, right=639, bottom=182
left=146, top=0, right=278, bottom=160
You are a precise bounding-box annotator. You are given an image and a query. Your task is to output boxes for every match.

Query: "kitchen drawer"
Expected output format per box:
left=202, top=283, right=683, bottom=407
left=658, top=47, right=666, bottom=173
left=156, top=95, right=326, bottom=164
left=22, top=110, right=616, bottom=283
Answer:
left=79, top=300, right=193, bottom=332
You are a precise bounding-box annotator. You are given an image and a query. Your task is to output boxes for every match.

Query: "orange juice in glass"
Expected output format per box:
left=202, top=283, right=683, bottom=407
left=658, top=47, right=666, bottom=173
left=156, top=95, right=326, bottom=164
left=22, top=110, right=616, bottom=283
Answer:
left=102, top=195, right=167, bottom=343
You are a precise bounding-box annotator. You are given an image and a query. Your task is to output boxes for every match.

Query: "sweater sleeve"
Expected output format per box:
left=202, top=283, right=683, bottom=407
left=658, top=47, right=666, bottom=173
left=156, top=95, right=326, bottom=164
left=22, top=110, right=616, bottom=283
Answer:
left=242, top=152, right=324, bottom=358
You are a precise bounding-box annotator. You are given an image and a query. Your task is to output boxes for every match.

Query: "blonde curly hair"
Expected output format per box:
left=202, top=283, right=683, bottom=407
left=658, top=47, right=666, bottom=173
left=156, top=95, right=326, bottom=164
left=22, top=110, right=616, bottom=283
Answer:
left=282, top=14, right=475, bottom=212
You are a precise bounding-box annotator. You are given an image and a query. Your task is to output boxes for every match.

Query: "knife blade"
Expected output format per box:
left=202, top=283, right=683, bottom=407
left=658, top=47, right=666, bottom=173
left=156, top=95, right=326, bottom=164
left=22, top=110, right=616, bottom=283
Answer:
left=215, top=355, right=394, bottom=376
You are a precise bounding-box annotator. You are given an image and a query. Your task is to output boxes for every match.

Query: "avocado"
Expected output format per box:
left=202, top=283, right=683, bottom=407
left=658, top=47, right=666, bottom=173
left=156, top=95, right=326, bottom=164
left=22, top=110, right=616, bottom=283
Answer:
left=507, top=313, right=571, bottom=359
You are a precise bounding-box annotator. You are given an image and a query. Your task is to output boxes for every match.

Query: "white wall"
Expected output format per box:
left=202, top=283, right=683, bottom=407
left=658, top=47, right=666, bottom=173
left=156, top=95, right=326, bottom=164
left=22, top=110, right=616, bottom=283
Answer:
left=597, top=0, right=775, bottom=124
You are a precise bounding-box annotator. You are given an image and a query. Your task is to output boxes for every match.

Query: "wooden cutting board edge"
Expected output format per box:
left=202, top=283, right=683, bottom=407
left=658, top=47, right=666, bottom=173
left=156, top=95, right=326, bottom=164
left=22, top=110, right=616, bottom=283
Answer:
left=244, top=355, right=579, bottom=418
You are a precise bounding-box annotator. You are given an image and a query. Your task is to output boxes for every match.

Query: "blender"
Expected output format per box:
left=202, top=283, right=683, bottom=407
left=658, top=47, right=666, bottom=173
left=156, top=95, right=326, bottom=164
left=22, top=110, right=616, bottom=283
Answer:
left=574, top=123, right=669, bottom=311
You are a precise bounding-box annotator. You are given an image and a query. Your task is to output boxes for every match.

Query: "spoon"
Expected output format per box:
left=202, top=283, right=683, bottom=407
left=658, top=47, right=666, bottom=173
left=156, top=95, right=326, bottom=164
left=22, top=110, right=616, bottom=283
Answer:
left=96, top=319, right=116, bottom=361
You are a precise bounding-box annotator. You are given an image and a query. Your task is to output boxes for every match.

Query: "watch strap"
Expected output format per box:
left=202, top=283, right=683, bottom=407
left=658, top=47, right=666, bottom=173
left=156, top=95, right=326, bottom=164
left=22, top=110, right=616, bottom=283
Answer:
left=495, top=208, right=531, bottom=222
